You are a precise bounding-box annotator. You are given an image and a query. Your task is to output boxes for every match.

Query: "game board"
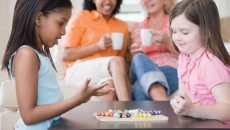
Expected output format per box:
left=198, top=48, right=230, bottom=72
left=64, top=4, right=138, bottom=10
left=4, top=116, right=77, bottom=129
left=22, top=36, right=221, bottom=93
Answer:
left=93, top=113, right=168, bottom=122
left=93, top=109, right=168, bottom=122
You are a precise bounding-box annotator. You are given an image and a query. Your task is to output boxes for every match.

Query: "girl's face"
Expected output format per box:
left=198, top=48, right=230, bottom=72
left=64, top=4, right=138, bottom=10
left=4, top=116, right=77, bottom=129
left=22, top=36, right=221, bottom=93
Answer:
left=35, top=8, right=72, bottom=48
left=170, top=14, right=204, bottom=58
left=143, top=0, right=165, bottom=15
left=93, top=0, right=117, bottom=19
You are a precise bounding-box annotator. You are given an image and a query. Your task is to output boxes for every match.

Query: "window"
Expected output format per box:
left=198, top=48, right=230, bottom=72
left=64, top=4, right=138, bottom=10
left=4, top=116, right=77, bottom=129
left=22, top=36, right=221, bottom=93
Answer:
left=116, top=0, right=144, bottom=22
left=119, top=0, right=141, bottom=13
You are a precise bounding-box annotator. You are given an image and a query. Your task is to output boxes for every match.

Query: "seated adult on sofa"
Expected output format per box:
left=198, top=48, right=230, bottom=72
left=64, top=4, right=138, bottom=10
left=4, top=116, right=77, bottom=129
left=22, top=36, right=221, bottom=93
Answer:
left=61, top=0, right=131, bottom=101
left=130, top=0, right=178, bottom=101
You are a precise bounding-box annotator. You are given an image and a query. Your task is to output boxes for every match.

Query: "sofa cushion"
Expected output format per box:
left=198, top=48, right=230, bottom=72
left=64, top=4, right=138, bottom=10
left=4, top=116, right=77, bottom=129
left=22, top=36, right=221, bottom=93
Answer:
left=0, top=80, right=18, bottom=111
left=224, top=42, right=230, bottom=54
left=221, top=17, right=230, bottom=42
left=53, top=45, right=67, bottom=80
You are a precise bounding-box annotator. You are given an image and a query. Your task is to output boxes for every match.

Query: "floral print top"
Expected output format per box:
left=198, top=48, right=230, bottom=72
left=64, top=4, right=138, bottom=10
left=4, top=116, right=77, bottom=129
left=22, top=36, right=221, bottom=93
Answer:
left=131, top=16, right=178, bottom=68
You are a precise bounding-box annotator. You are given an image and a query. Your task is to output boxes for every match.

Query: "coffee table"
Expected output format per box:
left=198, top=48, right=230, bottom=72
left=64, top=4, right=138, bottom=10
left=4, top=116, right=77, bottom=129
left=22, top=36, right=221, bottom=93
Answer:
left=49, top=101, right=227, bottom=129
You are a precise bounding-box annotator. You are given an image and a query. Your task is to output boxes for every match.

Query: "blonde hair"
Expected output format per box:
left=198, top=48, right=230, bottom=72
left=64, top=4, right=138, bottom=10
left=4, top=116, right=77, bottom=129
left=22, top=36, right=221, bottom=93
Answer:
left=164, top=0, right=176, bottom=14
left=141, top=0, right=176, bottom=15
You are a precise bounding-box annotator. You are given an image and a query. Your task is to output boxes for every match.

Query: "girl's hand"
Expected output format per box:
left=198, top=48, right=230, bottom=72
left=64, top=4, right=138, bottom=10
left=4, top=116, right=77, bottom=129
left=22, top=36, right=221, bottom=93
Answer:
left=78, top=78, right=114, bottom=103
left=96, top=34, right=113, bottom=50
left=170, top=92, right=197, bottom=116
left=130, top=43, right=143, bottom=55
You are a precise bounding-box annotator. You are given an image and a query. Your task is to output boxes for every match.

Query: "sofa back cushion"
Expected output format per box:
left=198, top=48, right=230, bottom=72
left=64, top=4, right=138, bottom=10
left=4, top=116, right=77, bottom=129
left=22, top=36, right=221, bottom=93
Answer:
left=53, top=45, right=67, bottom=80
left=221, top=17, right=230, bottom=42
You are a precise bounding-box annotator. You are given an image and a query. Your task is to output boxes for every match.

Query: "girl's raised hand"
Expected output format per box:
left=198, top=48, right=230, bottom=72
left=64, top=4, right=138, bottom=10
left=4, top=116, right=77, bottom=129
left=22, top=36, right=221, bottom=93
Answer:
left=93, top=82, right=115, bottom=96
left=77, top=78, right=114, bottom=103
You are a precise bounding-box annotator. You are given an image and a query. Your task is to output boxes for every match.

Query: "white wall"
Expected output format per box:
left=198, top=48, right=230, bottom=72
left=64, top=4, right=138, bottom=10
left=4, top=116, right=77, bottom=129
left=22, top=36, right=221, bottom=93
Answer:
left=0, top=0, right=12, bottom=64
left=214, top=0, right=230, bottom=18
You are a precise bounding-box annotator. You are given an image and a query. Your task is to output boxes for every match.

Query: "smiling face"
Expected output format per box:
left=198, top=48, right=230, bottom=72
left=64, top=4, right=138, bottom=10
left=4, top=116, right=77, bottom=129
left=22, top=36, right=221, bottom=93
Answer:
left=35, top=8, right=72, bottom=48
left=170, top=14, right=204, bottom=58
left=93, top=0, right=117, bottom=20
left=143, top=0, right=165, bottom=15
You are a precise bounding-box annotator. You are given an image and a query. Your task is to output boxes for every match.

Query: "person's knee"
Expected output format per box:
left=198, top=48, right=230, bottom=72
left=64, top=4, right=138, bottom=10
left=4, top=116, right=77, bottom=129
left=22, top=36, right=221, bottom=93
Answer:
left=132, top=53, right=146, bottom=62
left=132, top=53, right=153, bottom=66
left=109, top=56, right=126, bottom=68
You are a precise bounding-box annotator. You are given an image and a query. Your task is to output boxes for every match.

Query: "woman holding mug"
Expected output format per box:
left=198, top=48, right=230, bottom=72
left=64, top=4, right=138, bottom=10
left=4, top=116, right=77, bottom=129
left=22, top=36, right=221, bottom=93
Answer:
left=130, top=0, right=178, bottom=101
left=61, top=0, right=131, bottom=101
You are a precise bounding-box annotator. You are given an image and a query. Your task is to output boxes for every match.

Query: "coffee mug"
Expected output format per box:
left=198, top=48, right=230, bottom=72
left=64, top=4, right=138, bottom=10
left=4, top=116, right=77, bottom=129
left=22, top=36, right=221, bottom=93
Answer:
left=111, top=32, right=124, bottom=50
left=141, top=29, right=153, bottom=46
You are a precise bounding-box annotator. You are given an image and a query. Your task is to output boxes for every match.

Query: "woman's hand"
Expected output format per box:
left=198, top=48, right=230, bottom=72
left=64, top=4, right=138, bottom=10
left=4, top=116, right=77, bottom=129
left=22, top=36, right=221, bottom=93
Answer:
left=77, top=78, right=114, bottom=103
left=96, top=34, right=113, bottom=50
left=151, top=29, right=170, bottom=45
left=130, top=43, right=143, bottom=56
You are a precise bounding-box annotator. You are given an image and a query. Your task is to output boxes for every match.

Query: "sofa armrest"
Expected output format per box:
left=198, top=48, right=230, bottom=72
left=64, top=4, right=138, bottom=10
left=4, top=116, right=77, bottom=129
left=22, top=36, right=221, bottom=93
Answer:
left=0, top=80, right=20, bottom=130
left=0, top=110, right=20, bottom=130
left=0, top=80, right=79, bottom=109
left=0, top=68, right=10, bottom=83
left=0, top=80, right=78, bottom=110
left=0, top=80, right=18, bottom=111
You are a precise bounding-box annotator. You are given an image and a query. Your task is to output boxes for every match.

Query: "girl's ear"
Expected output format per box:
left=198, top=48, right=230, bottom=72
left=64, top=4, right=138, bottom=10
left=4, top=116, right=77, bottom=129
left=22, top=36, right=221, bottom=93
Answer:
left=35, top=12, right=44, bottom=26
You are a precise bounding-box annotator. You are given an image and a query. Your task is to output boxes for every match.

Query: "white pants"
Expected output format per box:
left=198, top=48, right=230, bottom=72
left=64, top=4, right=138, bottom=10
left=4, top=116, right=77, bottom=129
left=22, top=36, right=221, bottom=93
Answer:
left=65, top=57, right=113, bottom=87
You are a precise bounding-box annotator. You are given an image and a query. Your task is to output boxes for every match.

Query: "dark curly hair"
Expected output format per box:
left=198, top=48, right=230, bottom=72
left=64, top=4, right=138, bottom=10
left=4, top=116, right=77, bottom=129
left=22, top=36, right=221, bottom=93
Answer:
left=83, top=0, right=123, bottom=15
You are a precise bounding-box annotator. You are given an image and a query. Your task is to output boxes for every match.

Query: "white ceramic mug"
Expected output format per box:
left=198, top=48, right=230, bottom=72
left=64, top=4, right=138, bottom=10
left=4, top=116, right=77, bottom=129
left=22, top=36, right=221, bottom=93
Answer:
left=111, top=32, right=124, bottom=50
left=141, top=29, right=153, bottom=46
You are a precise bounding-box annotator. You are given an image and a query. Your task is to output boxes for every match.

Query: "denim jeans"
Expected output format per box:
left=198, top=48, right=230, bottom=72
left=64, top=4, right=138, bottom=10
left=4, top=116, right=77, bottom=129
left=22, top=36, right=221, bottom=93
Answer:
left=131, top=53, right=178, bottom=100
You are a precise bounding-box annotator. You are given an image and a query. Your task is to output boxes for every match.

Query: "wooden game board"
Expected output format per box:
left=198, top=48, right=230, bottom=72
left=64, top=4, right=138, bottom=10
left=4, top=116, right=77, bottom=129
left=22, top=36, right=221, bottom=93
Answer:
left=93, top=113, right=168, bottom=122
